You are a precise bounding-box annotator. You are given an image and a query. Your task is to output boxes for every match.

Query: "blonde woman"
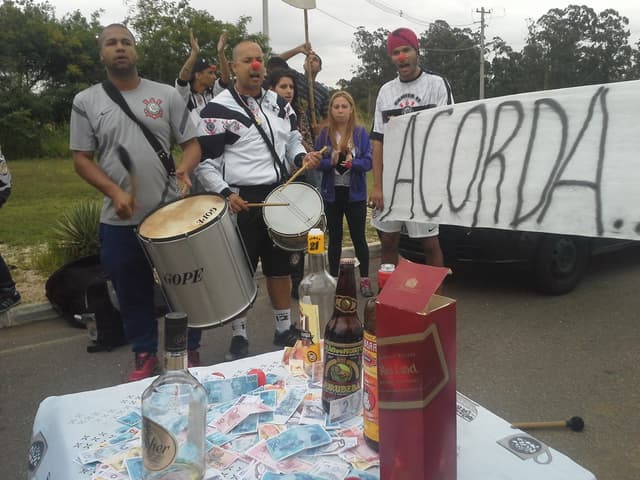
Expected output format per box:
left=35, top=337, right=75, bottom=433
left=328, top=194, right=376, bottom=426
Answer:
left=315, top=91, right=373, bottom=296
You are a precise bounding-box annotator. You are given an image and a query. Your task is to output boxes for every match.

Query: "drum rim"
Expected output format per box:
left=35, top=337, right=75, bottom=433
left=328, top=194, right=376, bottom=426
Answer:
left=137, top=192, right=228, bottom=242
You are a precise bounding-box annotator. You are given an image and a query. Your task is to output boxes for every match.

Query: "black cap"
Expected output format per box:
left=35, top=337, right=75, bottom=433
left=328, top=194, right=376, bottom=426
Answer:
left=164, top=312, right=188, bottom=352
left=192, top=58, right=216, bottom=79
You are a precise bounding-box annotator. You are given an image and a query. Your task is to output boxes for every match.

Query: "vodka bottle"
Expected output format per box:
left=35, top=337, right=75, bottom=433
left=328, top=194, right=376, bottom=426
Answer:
left=298, top=228, right=336, bottom=342
left=322, top=258, right=364, bottom=413
left=141, top=313, right=207, bottom=480
left=363, top=263, right=395, bottom=451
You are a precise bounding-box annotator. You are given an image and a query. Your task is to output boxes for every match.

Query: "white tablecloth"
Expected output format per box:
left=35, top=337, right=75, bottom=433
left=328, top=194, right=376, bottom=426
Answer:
left=28, top=350, right=596, bottom=480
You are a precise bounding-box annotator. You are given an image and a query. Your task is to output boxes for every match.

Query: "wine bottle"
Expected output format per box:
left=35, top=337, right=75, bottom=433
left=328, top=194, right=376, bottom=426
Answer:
left=298, top=228, right=336, bottom=341
left=141, top=313, right=207, bottom=479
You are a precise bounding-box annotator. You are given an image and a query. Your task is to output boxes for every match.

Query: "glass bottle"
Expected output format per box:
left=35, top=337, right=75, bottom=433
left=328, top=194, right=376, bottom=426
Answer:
left=141, top=313, right=207, bottom=480
left=298, top=228, right=336, bottom=342
left=322, top=258, right=364, bottom=413
left=363, top=263, right=395, bottom=452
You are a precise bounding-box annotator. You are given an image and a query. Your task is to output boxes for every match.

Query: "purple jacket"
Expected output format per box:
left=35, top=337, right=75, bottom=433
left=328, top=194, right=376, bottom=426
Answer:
left=314, top=125, right=372, bottom=203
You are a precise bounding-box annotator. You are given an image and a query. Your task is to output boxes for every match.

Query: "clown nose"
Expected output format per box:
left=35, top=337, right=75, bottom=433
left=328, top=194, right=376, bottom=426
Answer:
left=250, top=60, right=261, bottom=71
left=397, top=52, right=407, bottom=62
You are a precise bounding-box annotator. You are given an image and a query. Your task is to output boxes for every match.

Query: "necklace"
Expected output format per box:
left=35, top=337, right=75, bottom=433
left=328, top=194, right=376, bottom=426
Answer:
left=237, top=89, right=263, bottom=126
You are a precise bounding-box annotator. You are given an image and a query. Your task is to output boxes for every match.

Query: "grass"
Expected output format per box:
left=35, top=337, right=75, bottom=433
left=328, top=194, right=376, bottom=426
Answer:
left=1, top=158, right=100, bottom=247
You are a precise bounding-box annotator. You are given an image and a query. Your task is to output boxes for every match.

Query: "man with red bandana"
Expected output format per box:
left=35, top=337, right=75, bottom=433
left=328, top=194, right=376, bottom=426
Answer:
left=368, top=27, right=454, bottom=268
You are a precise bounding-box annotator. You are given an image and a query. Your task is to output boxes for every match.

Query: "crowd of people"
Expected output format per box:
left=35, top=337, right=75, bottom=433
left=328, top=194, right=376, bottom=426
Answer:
left=62, top=23, right=454, bottom=381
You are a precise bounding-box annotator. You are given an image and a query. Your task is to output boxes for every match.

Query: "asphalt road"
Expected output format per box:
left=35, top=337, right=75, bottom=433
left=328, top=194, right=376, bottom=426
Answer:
left=2, top=245, right=640, bottom=479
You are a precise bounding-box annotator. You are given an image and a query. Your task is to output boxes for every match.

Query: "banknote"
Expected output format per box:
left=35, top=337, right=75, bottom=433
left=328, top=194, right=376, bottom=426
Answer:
left=262, top=473, right=324, bottom=480
left=258, top=424, right=285, bottom=441
left=206, top=430, right=234, bottom=447
left=308, top=461, right=352, bottom=480
left=77, top=438, right=139, bottom=464
left=117, top=411, right=142, bottom=426
left=206, top=445, right=240, bottom=470
left=214, top=398, right=272, bottom=434
left=346, top=468, right=380, bottom=479
left=124, top=456, right=144, bottom=480
left=328, top=389, right=362, bottom=424
left=265, top=424, right=332, bottom=461
left=202, top=375, right=259, bottom=404
left=299, top=436, right=358, bottom=457
left=245, top=440, right=312, bottom=474
left=272, top=386, right=306, bottom=424
left=299, top=399, right=327, bottom=426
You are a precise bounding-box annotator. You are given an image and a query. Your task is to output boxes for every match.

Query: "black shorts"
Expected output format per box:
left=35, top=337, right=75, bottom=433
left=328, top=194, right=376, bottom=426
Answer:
left=236, top=184, right=291, bottom=277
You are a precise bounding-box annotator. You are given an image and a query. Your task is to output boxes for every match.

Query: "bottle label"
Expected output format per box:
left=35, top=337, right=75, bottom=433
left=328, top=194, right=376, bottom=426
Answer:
left=142, top=416, right=178, bottom=471
left=363, top=331, right=379, bottom=442
left=299, top=301, right=321, bottom=342
left=307, top=230, right=325, bottom=253
left=334, top=295, right=357, bottom=314
left=323, top=339, right=363, bottom=399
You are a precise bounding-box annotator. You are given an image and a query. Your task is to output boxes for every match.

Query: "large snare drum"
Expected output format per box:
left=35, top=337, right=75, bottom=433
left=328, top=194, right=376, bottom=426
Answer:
left=138, top=193, right=257, bottom=328
left=262, top=182, right=325, bottom=251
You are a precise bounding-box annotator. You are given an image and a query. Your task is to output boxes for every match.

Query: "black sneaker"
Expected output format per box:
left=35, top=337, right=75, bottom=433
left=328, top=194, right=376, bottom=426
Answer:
left=0, top=290, right=21, bottom=313
left=225, top=336, right=249, bottom=361
left=273, top=325, right=302, bottom=347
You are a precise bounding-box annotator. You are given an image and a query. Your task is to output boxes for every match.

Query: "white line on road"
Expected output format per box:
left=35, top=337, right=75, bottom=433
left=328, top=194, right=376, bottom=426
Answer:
left=0, top=333, right=87, bottom=356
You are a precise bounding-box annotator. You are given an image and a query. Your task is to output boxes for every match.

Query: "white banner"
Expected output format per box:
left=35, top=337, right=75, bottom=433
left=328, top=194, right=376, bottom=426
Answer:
left=282, top=0, right=317, bottom=9
left=380, top=80, right=640, bottom=240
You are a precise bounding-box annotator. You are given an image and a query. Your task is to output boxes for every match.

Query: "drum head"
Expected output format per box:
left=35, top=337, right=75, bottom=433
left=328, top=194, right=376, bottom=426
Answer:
left=263, top=183, right=323, bottom=235
left=138, top=193, right=227, bottom=241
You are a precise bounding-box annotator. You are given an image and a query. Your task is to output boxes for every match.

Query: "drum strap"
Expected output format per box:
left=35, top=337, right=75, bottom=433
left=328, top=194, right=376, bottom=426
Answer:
left=230, top=88, right=289, bottom=183
left=101, top=80, right=176, bottom=178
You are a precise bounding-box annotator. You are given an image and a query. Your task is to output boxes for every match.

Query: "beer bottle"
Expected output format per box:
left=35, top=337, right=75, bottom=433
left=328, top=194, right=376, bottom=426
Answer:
left=322, top=258, right=363, bottom=413
left=363, top=263, right=395, bottom=451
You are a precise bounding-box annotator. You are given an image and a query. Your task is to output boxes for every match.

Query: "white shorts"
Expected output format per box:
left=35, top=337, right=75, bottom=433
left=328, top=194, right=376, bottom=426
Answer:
left=371, top=209, right=439, bottom=238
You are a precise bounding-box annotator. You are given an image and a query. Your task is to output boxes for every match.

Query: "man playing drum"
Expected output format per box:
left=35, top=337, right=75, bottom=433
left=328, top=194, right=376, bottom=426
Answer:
left=195, top=40, right=322, bottom=360
left=70, top=24, right=202, bottom=381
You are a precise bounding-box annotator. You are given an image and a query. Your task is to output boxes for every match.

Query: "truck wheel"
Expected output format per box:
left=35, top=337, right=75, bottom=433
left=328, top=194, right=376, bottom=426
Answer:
left=534, top=235, right=589, bottom=295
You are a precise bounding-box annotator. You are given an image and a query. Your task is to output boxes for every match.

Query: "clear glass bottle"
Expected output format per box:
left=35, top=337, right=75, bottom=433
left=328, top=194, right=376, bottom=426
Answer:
left=298, top=228, right=337, bottom=342
left=363, top=263, right=395, bottom=452
left=141, top=313, right=206, bottom=480
left=322, top=258, right=364, bottom=413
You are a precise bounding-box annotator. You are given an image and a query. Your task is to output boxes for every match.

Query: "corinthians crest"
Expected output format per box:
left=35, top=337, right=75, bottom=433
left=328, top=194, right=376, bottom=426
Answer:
left=143, top=97, right=164, bottom=119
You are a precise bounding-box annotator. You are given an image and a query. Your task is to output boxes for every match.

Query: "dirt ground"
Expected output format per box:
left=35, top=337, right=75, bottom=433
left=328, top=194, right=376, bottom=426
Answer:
left=1, top=244, right=48, bottom=304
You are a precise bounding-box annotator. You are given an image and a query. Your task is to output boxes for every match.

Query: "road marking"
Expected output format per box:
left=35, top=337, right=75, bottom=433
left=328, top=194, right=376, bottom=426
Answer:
left=0, top=333, right=87, bottom=356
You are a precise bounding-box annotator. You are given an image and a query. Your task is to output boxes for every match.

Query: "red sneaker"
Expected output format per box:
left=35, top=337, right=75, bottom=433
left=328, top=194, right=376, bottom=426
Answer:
left=128, top=352, right=157, bottom=382
left=187, top=350, right=201, bottom=368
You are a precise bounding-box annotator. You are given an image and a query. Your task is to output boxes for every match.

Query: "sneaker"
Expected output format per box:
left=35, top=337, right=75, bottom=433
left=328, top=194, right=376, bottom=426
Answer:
left=187, top=350, right=201, bottom=368
left=225, top=336, right=249, bottom=361
left=273, top=325, right=302, bottom=347
left=360, top=278, right=374, bottom=297
left=128, top=352, right=158, bottom=382
left=0, top=290, right=21, bottom=313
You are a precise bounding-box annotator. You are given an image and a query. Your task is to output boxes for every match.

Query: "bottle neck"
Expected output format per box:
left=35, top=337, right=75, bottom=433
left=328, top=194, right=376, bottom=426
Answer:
left=307, top=251, right=328, bottom=273
left=164, top=350, right=187, bottom=371
left=333, top=263, right=358, bottom=314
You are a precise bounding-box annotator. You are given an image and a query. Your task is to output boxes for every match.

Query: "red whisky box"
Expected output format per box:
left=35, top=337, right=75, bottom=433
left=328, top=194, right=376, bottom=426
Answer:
left=376, top=259, right=456, bottom=480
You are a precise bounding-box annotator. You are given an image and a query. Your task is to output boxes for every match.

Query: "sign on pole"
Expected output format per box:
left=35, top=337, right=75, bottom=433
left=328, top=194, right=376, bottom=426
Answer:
left=282, top=0, right=317, bottom=9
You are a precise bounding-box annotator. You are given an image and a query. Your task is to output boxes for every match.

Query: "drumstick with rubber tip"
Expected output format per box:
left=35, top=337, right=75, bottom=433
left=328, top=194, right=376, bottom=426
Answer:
left=511, top=416, right=585, bottom=432
left=284, top=146, right=328, bottom=187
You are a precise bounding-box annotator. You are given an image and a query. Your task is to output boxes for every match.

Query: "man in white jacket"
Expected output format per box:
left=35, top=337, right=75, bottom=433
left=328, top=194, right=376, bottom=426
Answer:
left=196, top=40, right=322, bottom=360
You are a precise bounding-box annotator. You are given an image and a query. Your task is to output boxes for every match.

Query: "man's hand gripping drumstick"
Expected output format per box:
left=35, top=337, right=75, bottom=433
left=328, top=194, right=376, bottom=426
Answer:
left=227, top=147, right=326, bottom=214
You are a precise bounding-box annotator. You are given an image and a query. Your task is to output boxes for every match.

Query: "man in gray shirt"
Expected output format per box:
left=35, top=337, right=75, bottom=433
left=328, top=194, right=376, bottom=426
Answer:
left=70, top=23, right=202, bottom=381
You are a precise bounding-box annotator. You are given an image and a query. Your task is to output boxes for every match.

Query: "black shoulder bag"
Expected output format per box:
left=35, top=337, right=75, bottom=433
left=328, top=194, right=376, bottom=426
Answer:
left=101, top=80, right=176, bottom=177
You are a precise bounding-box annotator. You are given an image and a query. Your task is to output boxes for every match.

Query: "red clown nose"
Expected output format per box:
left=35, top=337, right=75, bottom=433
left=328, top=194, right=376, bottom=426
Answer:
left=397, top=52, right=407, bottom=63
left=250, top=60, right=261, bottom=71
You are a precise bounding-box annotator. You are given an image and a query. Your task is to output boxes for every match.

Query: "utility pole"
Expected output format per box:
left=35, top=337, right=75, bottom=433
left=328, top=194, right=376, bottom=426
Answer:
left=476, top=7, right=491, bottom=99
left=262, top=0, right=269, bottom=39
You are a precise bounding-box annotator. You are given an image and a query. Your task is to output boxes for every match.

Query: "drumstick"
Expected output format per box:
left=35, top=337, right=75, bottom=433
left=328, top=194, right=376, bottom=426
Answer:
left=284, top=146, right=328, bottom=187
left=117, top=145, right=136, bottom=206
left=246, top=202, right=290, bottom=207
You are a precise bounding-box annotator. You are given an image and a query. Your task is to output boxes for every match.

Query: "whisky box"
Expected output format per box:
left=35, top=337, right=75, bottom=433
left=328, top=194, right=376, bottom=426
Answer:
left=376, top=259, right=456, bottom=480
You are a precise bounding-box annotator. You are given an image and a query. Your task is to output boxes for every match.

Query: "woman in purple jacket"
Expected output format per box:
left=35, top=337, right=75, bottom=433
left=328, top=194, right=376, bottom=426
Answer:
left=315, top=91, right=373, bottom=296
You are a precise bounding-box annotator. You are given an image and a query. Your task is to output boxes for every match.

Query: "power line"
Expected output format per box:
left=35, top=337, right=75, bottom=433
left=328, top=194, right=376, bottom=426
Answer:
left=363, top=0, right=475, bottom=28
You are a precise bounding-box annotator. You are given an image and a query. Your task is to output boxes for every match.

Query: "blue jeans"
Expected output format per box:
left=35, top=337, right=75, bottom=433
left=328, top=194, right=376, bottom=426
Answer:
left=99, top=224, right=201, bottom=353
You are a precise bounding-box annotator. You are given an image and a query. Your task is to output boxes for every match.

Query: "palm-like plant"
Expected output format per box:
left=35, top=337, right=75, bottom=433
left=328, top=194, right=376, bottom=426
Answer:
left=50, top=201, right=101, bottom=262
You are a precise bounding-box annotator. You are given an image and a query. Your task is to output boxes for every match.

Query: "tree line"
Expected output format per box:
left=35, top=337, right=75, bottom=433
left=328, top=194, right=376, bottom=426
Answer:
left=1, top=0, right=639, bottom=158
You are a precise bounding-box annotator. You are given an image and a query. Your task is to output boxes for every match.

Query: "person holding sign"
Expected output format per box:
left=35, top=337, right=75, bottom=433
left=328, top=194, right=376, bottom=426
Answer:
left=368, top=27, right=454, bottom=268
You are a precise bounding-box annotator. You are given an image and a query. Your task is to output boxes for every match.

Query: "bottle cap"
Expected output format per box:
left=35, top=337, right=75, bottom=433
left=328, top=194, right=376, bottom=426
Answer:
left=307, top=228, right=325, bottom=254
left=378, top=263, right=395, bottom=289
left=164, top=312, right=188, bottom=353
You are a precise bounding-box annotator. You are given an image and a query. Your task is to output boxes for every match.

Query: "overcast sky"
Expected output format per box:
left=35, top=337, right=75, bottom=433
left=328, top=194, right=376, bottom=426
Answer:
left=51, top=0, right=640, bottom=88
